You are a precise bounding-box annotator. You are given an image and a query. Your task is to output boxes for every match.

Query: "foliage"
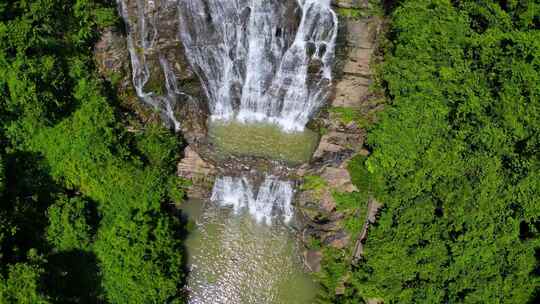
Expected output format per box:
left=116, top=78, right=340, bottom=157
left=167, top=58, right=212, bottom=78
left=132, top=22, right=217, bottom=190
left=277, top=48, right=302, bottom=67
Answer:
left=301, top=175, right=328, bottom=191
left=0, top=156, right=4, bottom=194
left=94, top=215, right=184, bottom=304
left=332, top=191, right=367, bottom=236
left=336, top=0, right=384, bottom=19
left=167, top=176, right=191, bottom=204
left=0, top=263, right=49, bottom=304
left=301, top=175, right=329, bottom=202
left=330, top=107, right=377, bottom=129
left=319, top=0, right=540, bottom=303
left=347, top=154, right=383, bottom=196
left=46, top=196, right=93, bottom=251
left=0, top=1, right=186, bottom=302
left=315, top=248, right=352, bottom=304
left=329, top=107, right=361, bottom=125
left=337, top=8, right=363, bottom=19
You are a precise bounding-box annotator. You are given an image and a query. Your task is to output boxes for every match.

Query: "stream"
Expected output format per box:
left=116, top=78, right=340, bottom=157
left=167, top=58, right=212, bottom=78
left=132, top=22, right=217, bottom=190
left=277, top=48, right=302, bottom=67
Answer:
left=181, top=197, right=318, bottom=304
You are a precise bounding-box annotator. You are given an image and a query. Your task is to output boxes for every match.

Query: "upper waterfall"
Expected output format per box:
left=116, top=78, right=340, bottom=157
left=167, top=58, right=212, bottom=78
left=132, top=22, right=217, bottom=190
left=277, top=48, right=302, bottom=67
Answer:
left=178, top=0, right=338, bottom=132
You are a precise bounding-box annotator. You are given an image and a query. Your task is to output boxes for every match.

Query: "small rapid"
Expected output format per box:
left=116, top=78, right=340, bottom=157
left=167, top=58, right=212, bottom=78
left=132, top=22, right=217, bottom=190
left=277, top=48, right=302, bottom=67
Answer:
left=211, top=176, right=294, bottom=225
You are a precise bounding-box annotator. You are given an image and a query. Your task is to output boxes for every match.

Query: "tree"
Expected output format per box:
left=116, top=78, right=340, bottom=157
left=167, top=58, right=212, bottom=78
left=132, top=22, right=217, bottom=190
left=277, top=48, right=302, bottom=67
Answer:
left=0, top=262, right=49, bottom=304
left=46, top=196, right=93, bottom=251
left=319, top=1, right=540, bottom=303
left=0, top=1, right=187, bottom=302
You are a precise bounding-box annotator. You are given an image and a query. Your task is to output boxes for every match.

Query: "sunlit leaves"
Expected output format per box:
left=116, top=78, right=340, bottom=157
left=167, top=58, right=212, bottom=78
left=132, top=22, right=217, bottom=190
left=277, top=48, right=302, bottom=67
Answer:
left=329, top=0, right=540, bottom=303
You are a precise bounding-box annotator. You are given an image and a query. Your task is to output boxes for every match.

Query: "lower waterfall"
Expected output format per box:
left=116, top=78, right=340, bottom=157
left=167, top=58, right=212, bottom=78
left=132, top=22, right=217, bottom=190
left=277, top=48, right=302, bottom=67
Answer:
left=182, top=180, right=317, bottom=304
left=211, top=176, right=294, bottom=225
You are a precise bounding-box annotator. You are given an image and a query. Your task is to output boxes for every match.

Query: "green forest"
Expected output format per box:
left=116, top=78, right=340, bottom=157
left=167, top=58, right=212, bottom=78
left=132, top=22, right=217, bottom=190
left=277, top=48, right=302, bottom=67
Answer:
left=317, top=0, right=540, bottom=303
left=1, top=0, right=539, bottom=303
left=0, top=1, right=187, bottom=302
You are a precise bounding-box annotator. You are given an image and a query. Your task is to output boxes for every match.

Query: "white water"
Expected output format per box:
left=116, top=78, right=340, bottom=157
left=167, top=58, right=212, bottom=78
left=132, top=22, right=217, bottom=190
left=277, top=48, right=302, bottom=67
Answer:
left=178, top=0, right=338, bottom=131
left=116, top=0, right=182, bottom=131
left=211, top=176, right=294, bottom=225
left=118, top=0, right=338, bottom=132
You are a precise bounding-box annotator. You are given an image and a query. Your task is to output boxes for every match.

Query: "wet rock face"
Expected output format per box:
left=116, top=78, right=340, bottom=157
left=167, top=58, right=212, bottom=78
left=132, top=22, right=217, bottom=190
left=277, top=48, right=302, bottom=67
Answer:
left=177, top=146, right=217, bottom=199
left=332, top=0, right=369, bottom=9
left=95, top=28, right=131, bottom=91
left=96, top=0, right=208, bottom=143
left=177, top=0, right=337, bottom=132
left=118, top=0, right=197, bottom=90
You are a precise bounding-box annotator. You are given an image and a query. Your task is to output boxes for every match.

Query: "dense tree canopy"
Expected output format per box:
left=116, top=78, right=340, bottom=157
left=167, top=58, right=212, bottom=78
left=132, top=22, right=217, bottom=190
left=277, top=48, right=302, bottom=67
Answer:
left=1, top=0, right=539, bottom=303
left=318, top=0, right=540, bottom=303
left=0, top=1, right=186, bottom=303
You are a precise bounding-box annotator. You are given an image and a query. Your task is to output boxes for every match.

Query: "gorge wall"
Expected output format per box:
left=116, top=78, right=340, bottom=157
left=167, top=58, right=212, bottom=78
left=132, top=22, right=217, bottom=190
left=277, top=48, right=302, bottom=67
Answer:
left=95, top=0, right=383, bottom=288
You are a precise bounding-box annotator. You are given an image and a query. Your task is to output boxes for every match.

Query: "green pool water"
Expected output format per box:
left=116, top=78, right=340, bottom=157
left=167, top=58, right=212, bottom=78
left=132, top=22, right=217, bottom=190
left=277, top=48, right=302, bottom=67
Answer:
left=181, top=199, right=319, bottom=304
left=208, top=121, right=320, bottom=165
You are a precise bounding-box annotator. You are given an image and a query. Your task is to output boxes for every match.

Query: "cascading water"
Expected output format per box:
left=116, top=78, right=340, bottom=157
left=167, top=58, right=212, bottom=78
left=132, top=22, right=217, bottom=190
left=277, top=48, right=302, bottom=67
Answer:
left=116, top=0, right=183, bottom=131
left=183, top=176, right=317, bottom=303
left=178, top=0, right=338, bottom=131
left=118, top=0, right=338, bottom=132
left=211, top=176, right=294, bottom=225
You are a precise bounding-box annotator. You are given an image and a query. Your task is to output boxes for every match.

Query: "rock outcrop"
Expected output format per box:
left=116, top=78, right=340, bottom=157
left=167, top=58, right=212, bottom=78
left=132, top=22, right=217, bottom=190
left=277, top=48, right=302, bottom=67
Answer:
left=332, top=0, right=369, bottom=9
left=96, top=0, right=208, bottom=144
left=334, top=18, right=381, bottom=107
left=296, top=5, right=384, bottom=274
left=352, top=197, right=383, bottom=262
left=177, top=146, right=217, bottom=199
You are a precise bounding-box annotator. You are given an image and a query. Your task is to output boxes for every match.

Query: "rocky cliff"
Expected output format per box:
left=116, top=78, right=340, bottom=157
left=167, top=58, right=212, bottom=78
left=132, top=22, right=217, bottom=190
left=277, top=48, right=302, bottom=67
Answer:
left=296, top=0, right=384, bottom=282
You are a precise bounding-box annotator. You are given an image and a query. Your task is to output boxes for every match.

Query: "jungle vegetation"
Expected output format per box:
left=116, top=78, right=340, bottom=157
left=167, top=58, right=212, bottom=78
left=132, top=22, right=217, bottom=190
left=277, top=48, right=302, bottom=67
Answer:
left=317, top=0, right=540, bottom=303
left=0, top=1, right=187, bottom=303
left=1, top=0, right=539, bottom=303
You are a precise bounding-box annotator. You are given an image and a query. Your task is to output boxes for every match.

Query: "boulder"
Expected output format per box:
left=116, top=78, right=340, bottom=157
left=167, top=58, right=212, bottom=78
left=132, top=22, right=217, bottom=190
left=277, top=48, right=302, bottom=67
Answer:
left=324, top=230, right=351, bottom=249
left=178, top=146, right=217, bottom=198
left=314, top=131, right=364, bottom=159
left=304, top=250, right=323, bottom=272
left=321, top=167, right=358, bottom=193
left=332, top=0, right=369, bottom=9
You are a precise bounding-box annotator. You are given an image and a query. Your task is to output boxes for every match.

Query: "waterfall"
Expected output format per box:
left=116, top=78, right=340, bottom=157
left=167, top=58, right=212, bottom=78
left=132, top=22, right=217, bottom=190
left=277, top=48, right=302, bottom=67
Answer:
left=116, top=0, right=182, bottom=131
left=178, top=0, right=338, bottom=132
left=211, top=176, right=294, bottom=225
